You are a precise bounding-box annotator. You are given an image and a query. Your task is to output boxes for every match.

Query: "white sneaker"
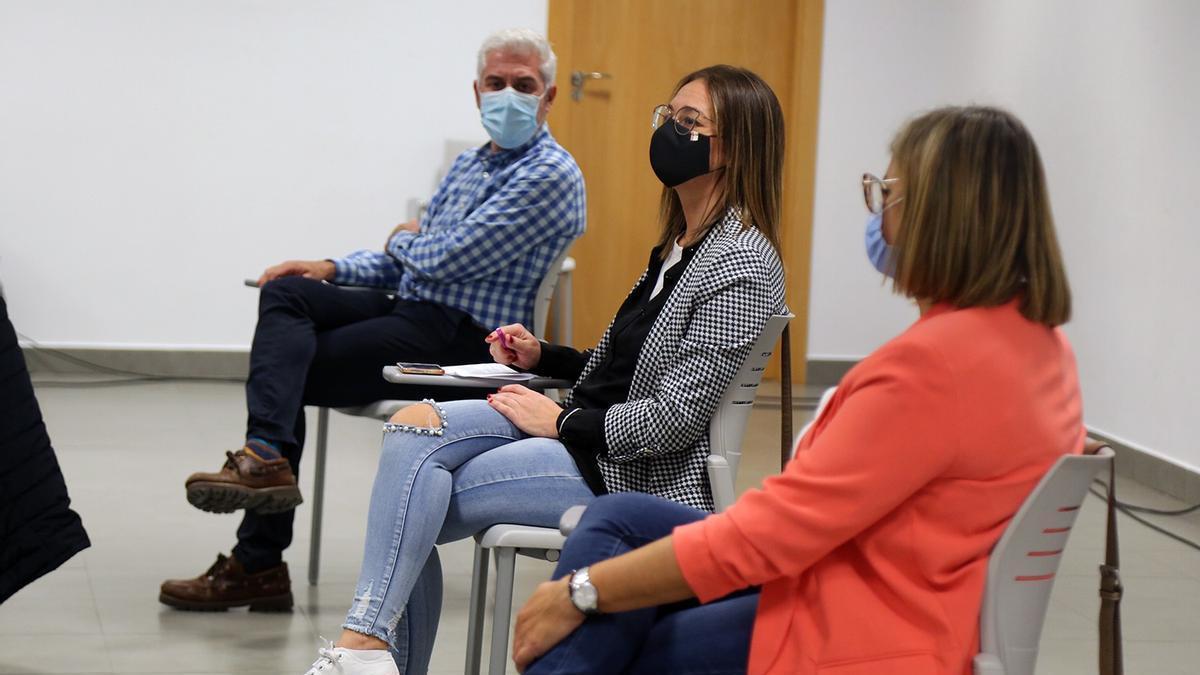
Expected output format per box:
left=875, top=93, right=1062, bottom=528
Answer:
left=304, top=640, right=398, bottom=675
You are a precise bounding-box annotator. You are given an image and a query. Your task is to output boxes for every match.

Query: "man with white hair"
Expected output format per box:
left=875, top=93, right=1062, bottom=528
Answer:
left=160, top=28, right=585, bottom=612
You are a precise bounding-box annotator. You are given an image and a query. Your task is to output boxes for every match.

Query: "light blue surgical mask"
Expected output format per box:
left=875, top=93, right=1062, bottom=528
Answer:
left=865, top=212, right=894, bottom=277
left=479, top=87, right=543, bottom=149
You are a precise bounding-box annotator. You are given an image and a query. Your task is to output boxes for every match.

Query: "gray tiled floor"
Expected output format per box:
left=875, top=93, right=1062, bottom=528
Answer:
left=3, top=379, right=1198, bottom=674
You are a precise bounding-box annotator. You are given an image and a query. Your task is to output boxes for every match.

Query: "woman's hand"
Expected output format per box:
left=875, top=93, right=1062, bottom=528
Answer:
left=512, top=539, right=696, bottom=672
left=486, top=324, right=542, bottom=370
left=512, top=576, right=585, bottom=672
left=488, top=385, right=561, bottom=438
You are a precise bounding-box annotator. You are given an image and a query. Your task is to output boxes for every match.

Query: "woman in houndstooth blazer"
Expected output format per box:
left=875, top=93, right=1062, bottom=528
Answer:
left=557, top=205, right=785, bottom=511
left=312, top=65, right=786, bottom=673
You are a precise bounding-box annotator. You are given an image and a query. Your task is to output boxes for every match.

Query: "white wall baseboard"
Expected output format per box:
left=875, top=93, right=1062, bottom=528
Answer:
left=25, top=346, right=249, bottom=380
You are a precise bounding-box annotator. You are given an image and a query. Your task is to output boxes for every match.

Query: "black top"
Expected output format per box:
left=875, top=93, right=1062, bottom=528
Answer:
left=534, top=237, right=703, bottom=494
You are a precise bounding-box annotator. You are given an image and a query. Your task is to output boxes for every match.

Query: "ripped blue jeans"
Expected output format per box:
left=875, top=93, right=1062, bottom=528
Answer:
left=342, top=399, right=596, bottom=674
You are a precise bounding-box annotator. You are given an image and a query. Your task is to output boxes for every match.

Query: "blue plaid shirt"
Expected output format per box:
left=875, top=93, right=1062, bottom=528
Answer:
left=331, top=126, right=585, bottom=330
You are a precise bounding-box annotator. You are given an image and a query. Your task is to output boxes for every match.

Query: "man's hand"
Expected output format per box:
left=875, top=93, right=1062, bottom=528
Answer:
left=486, top=324, right=542, bottom=370
left=488, top=384, right=562, bottom=438
left=257, top=260, right=335, bottom=286
left=385, top=218, right=420, bottom=249
left=512, top=576, right=585, bottom=672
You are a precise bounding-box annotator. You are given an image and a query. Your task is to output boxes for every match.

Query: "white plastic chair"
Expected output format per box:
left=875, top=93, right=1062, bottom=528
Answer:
left=792, top=385, right=837, bottom=454
left=464, top=313, right=793, bottom=675
left=974, top=445, right=1115, bottom=675
left=300, top=250, right=575, bottom=585
left=703, top=312, right=795, bottom=513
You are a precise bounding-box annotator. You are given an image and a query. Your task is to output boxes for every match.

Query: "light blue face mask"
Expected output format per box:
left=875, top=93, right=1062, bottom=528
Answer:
left=479, top=87, right=543, bottom=149
left=864, top=212, right=894, bottom=278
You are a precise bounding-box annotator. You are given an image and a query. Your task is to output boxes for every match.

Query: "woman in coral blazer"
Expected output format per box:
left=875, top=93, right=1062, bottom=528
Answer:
left=511, top=106, right=1086, bottom=675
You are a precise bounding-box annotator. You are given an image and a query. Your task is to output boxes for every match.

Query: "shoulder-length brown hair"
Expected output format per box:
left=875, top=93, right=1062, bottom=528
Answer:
left=655, top=65, right=784, bottom=255
left=890, top=105, right=1071, bottom=327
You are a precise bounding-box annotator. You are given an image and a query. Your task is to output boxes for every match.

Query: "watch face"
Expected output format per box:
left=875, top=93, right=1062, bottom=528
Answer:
left=575, top=583, right=598, bottom=610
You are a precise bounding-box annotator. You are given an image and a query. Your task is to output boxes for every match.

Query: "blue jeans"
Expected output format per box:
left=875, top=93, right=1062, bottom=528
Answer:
left=341, top=399, right=596, bottom=674
left=527, top=493, right=759, bottom=675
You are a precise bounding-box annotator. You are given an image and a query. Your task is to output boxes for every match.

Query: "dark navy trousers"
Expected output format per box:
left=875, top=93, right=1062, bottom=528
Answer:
left=527, top=493, right=759, bottom=674
left=235, top=276, right=492, bottom=571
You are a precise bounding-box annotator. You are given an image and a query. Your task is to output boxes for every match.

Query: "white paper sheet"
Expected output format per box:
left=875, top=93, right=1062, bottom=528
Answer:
left=441, top=363, right=536, bottom=381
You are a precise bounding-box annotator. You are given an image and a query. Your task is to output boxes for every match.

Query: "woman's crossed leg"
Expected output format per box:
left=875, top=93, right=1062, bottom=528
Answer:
left=332, top=399, right=594, bottom=673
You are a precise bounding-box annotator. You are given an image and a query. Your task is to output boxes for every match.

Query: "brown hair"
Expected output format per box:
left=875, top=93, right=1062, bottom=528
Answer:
left=654, top=65, right=785, bottom=255
left=889, top=105, right=1072, bottom=327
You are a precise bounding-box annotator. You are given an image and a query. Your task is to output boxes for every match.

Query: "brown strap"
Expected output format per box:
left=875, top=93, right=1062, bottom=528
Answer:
left=780, top=324, right=793, bottom=470
left=1088, top=441, right=1123, bottom=675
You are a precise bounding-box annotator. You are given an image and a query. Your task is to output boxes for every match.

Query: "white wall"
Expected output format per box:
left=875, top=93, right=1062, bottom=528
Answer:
left=0, top=0, right=547, bottom=348
left=5, top=1, right=1196, bottom=471
left=808, top=1, right=1200, bottom=471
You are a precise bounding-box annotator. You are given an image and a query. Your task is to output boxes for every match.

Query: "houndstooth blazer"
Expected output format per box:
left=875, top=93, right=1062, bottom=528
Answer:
left=565, top=207, right=786, bottom=511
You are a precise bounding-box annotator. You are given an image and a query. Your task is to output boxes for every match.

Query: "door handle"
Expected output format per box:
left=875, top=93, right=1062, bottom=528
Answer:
left=570, top=70, right=613, bottom=101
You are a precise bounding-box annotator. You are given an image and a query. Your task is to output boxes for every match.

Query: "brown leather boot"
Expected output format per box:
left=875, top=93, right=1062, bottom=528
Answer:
left=159, top=553, right=293, bottom=611
left=185, top=448, right=302, bottom=514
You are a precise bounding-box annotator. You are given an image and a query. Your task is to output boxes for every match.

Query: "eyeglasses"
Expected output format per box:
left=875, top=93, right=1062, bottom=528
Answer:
left=862, top=173, right=903, bottom=215
left=651, top=104, right=714, bottom=141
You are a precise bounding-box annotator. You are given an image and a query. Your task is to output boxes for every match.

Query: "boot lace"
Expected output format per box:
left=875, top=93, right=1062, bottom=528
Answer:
left=223, top=450, right=245, bottom=473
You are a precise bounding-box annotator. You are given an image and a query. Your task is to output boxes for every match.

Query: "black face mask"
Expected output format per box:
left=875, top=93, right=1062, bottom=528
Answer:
left=648, top=123, right=711, bottom=188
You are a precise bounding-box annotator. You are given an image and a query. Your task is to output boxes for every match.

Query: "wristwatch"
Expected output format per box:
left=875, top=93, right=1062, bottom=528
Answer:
left=568, top=567, right=601, bottom=615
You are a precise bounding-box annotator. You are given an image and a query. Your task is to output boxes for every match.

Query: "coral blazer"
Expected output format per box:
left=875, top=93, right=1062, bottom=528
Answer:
left=673, top=301, right=1085, bottom=674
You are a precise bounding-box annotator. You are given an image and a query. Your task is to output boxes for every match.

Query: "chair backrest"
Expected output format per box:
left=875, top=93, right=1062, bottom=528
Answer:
left=975, top=445, right=1114, bottom=675
left=531, top=248, right=573, bottom=338
left=706, top=313, right=793, bottom=507
left=795, top=385, right=838, bottom=454
left=409, top=139, right=488, bottom=222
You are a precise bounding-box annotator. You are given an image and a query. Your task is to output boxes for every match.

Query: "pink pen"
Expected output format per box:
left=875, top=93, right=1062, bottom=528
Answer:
left=495, top=328, right=513, bottom=352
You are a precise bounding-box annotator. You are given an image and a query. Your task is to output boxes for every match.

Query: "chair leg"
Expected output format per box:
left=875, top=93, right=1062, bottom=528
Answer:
left=309, top=407, right=329, bottom=586
left=464, top=541, right=489, bottom=675
left=487, top=547, right=517, bottom=675
left=555, top=268, right=574, bottom=346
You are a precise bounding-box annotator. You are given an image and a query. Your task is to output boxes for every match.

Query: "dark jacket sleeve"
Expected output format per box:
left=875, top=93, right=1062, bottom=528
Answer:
left=555, top=406, right=610, bottom=495
left=0, top=296, right=90, bottom=603
left=534, top=342, right=592, bottom=381
left=556, top=407, right=608, bottom=455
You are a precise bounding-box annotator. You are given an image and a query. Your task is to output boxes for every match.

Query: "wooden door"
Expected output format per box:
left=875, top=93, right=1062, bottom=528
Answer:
left=548, top=0, right=824, bottom=382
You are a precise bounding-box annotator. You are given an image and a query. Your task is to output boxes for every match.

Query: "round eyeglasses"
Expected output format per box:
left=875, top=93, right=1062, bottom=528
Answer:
left=651, top=104, right=713, bottom=141
left=862, top=173, right=903, bottom=215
